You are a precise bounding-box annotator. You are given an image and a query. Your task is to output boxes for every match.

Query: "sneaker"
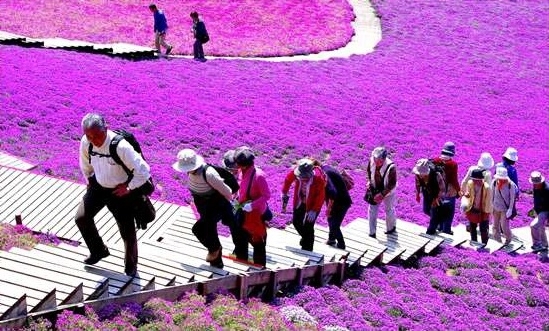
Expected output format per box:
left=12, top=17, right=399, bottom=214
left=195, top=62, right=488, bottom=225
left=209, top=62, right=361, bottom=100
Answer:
left=532, top=244, right=548, bottom=252
left=206, top=247, right=222, bottom=262
left=369, top=233, right=376, bottom=239
left=326, top=239, right=336, bottom=247
left=166, top=46, right=173, bottom=55
left=83, top=248, right=110, bottom=265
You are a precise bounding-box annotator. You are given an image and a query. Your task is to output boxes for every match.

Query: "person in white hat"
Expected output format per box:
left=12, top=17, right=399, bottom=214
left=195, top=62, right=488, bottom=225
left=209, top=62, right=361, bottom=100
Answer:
left=172, top=148, right=234, bottom=268
left=529, top=171, right=549, bottom=251
left=281, top=158, right=326, bottom=251
left=462, top=168, right=493, bottom=245
left=460, top=152, right=495, bottom=193
left=365, top=147, right=398, bottom=238
left=496, top=147, right=519, bottom=199
left=491, top=166, right=517, bottom=245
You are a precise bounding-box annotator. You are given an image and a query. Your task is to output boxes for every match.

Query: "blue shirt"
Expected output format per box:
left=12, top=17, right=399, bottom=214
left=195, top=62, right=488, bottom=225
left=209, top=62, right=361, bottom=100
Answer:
left=153, top=10, right=168, bottom=33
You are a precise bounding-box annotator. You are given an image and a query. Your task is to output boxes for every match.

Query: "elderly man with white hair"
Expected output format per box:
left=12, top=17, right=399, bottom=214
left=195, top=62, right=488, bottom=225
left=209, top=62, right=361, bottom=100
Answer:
left=365, top=146, right=398, bottom=238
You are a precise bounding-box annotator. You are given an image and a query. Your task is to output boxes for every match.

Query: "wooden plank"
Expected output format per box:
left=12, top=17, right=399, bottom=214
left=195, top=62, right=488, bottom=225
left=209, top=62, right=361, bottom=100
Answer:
left=453, top=224, right=506, bottom=253
left=216, top=234, right=298, bottom=269
left=86, top=242, right=195, bottom=286
left=1, top=249, right=109, bottom=300
left=0, top=295, right=27, bottom=320
left=511, top=226, right=536, bottom=254
left=0, top=282, right=44, bottom=309
left=383, top=219, right=445, bottom=254
left=26, top=182, right=84, bottom=234
left=6, top=176, right=65, bottom=228
left=0, top=172, right=38, bottom=221
left=9, top=247, right=122, bottom=297
left=283, top=224, right=358, bottom=264
left=32, top=244, right=149, bottom=291
left=140, top=241, right=228, bottom=278
left=346, top=219, right=430, bottom=260
left=141, top=202, right=183, bottom=241
left=0, top=266, right=79, bottom=301
left=156, top=236, right=255, bottom=275
left=266, top=228, right=326, bottom=262
left=0, top=153, right=35, bottom=171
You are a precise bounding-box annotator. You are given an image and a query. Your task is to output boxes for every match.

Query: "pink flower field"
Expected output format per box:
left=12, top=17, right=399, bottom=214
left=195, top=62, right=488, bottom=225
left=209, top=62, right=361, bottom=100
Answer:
left=0, top=0, right=354, bottom=57
left=1, top=0, right=549, bottom=329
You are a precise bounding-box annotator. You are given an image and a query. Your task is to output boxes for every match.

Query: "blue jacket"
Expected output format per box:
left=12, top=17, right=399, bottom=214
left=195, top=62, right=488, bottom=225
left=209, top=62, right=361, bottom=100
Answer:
left=153, top=10, right=168, bottom=33
left=533, top=182, right=549, bottom=214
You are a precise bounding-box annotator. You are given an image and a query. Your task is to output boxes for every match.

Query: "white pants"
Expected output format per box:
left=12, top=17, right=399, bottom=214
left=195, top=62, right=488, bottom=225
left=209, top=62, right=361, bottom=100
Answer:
left=368, top=193, right=396, bottom=235
left=530, top=211, right=548, bottom=247
left=492, top=210, right=512, bottom=244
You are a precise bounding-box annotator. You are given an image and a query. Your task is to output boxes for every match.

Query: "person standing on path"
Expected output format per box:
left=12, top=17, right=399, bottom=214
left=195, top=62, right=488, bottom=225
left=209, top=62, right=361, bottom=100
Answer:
left=149, top=4, right=173, bottom=56
left=190, top=11, right=209, bottom=60
left=75, top=113, right=151, bottom=277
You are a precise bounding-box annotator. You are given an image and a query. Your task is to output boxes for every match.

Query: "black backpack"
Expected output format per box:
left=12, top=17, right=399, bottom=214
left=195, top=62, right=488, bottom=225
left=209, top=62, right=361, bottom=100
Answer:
left=202, top=164, right=239, bottom=194
left=88, top=129, right=154, bottom=195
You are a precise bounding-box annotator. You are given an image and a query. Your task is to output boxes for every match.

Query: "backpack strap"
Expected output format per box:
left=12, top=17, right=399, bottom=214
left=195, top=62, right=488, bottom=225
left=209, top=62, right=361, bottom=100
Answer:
left=201, top=164, right=212, bottom=187
left=109, top=134, right=133, bottom=183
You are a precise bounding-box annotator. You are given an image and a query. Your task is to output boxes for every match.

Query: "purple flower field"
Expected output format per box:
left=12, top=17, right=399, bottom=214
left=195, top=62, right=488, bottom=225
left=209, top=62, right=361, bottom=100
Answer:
left=1, top=0, right=549, bottom=329
left=0, top=0, right=354, bottom=57
left=1, top=0, right=547, bottom=231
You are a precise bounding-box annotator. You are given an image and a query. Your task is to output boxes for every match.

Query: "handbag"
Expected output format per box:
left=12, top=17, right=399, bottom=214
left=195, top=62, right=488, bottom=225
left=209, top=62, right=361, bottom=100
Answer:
left=261, top=205, right=273, bottom=222
left=364, top=186, right=380, bottom=205
left=135, top=195, right=156, bottom=230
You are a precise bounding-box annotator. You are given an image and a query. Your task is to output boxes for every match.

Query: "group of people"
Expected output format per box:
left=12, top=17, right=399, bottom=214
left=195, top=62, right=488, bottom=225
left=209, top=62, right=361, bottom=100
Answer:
left=74, top=113, right=549, bottom=276
left=413, top=142, right=549, bottom=251
left=148, top=4, right=209, bottom=60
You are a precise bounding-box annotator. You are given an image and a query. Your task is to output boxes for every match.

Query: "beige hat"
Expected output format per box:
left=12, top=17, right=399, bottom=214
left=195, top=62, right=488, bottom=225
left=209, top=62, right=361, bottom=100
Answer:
left=494, top=166, right=509, bottom=180
left=172, top=149, right=205, bottom=173
left=412, top=159, right=430, bottom=175
left=477, top=152, right=494, bottom=170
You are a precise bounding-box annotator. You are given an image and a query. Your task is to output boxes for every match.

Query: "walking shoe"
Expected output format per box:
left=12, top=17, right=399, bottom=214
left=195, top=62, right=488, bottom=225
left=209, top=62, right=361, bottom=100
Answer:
left=206, top=247, right=222, bottom=262
left=326, top=239, right=336, bottom=247
left=369, top=233, right=376, bottom=239
left=166, top=46, right=173, bottom=55
left=532, top=244, right=548, bottom=252
left=125, top=267, right=137, bottom=277
left=83, top=248, right=110, bottom=265
left=384, top=227, right=396, bottom=235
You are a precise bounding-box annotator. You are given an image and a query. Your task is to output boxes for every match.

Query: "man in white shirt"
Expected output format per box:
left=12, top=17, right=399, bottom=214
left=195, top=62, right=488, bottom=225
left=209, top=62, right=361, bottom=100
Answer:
left=75, top=113, right=151, bottom=277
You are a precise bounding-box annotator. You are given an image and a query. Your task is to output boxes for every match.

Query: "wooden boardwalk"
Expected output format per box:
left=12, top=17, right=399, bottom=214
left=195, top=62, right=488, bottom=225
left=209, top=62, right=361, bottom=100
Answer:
left=0, top=152, right=36, bottom=171
left=0, top=31, right=156, bottom=60
left=1, top=164, right=540, bottom=328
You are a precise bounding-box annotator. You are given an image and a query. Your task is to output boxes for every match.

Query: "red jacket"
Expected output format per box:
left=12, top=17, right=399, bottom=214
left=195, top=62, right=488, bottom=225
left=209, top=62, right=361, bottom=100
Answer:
left=282, top=166, right=326, bottom=213
left=238, top=166, right=270, bottom=242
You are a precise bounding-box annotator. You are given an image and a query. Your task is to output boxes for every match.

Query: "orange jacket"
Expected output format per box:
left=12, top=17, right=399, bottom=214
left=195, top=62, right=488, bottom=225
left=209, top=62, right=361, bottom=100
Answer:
left=282, top=166, right=326, bottom=213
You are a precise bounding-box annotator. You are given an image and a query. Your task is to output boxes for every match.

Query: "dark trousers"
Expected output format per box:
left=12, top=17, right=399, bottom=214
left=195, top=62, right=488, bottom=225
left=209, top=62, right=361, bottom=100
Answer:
left=327, top=203, right=349, bottom=249
left=426, top=200, right=453, bottom=235
left=192, top=193, right=226, bottom=253
left=75, top=177, right=138, bottom=274
left=292, top=204, right=316, bottom=251
left=437, top=197, right=456, bottom=233
left=193, top=39, right=204, bottom=58
left=469, top=219, right=490, bottom=244
left=231, top=225, right=267, bottom=266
